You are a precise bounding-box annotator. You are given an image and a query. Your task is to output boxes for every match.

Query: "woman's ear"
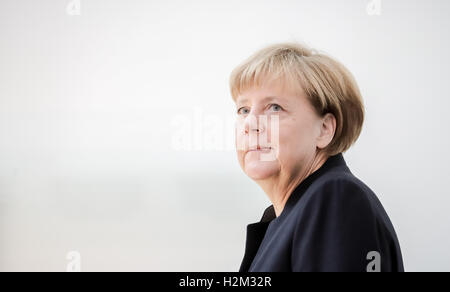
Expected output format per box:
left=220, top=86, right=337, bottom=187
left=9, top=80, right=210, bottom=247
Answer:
left=316, top=113, right=336, bottom=149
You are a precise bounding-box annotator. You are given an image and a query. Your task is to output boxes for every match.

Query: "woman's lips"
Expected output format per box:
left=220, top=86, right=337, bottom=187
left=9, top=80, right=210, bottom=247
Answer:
left=247, top=146, right=272, bottom=153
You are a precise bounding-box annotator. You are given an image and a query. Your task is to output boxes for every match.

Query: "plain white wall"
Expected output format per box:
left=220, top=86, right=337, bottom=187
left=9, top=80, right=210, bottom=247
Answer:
left=1, top=0, right=449, bottom=271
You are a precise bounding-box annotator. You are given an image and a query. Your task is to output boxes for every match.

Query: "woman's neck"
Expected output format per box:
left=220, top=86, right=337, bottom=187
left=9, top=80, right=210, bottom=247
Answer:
left=256, top=151, right=328, bottom=217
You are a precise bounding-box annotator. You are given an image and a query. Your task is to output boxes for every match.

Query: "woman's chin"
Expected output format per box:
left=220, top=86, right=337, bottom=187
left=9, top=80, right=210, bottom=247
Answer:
left=244, top=160, right=279, bottom=180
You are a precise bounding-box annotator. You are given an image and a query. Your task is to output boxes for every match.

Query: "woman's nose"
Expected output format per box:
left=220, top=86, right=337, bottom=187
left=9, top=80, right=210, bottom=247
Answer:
left=245, top=127, right=260, bottom=134
left=244, top=114, right=266, bottom=134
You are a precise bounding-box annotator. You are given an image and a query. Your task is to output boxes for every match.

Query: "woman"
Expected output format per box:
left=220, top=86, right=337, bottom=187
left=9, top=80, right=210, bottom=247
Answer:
left=230, top=43, right=404, bottom=272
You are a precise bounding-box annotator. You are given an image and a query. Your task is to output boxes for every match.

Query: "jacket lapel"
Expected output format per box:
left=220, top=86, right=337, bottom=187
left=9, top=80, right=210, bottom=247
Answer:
left=239, top=205, right=276, bottom=272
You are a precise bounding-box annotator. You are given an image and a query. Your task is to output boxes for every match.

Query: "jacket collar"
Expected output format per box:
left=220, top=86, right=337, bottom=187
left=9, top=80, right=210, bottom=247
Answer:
left=239, top=152, right=348, bottom=272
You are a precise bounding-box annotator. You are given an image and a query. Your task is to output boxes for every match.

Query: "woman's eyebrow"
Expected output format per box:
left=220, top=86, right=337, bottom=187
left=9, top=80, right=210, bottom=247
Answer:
left=262, top=96, right=280, bottom=103
left=262, top=96, right=288, bottom=106
left=236, top=97, right=248, bottom=106
left=237, top=96, right=282, bottom=106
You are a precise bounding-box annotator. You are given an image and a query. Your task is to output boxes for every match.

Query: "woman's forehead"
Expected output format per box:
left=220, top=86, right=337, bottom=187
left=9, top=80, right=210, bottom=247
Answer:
left=237, top=95, right=282, bottom=105
left=236, top=84, right=305, bottom=105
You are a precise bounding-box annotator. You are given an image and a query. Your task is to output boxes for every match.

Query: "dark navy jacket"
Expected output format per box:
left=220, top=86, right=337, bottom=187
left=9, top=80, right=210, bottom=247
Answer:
left=239, top=153, right=404, bottom=272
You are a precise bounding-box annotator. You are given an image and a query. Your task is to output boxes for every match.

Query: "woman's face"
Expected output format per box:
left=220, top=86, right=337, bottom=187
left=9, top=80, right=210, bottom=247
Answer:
left=235, top=81, right=323, bottom=181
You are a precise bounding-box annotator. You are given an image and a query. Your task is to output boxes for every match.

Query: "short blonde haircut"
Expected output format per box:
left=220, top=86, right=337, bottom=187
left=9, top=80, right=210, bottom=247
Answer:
left=229, top=42, right=365, bottom=156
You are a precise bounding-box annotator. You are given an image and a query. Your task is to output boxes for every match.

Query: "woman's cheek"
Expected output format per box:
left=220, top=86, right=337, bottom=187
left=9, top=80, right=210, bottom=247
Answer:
left=235, top=129, right=245, bottom=153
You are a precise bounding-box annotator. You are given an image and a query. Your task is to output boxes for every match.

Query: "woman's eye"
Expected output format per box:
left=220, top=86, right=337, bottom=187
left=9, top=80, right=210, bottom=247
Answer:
left=269, top=104, right=283, bottom=112
left=237, top=107, right=250, bottom=115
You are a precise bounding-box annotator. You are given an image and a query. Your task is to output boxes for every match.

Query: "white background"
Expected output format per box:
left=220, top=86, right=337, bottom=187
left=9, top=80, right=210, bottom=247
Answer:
left=1, top=0, right=449, bottom=271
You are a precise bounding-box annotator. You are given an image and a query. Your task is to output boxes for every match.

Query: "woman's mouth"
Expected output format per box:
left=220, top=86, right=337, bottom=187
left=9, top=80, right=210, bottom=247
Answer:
left=247, top=146, right=272, bottom=153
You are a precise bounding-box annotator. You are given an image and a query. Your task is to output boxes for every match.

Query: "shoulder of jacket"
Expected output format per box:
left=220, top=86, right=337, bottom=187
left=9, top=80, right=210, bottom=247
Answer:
left=303, top=172, right=375, bottom=210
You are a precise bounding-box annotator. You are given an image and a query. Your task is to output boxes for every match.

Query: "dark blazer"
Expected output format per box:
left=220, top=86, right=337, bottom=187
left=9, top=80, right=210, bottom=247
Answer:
left=239, top=153, right=404, bottom=272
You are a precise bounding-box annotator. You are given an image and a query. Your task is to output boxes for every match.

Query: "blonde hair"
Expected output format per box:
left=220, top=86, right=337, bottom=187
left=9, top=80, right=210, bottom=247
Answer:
left=229, top=42, right=365, bottom=156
